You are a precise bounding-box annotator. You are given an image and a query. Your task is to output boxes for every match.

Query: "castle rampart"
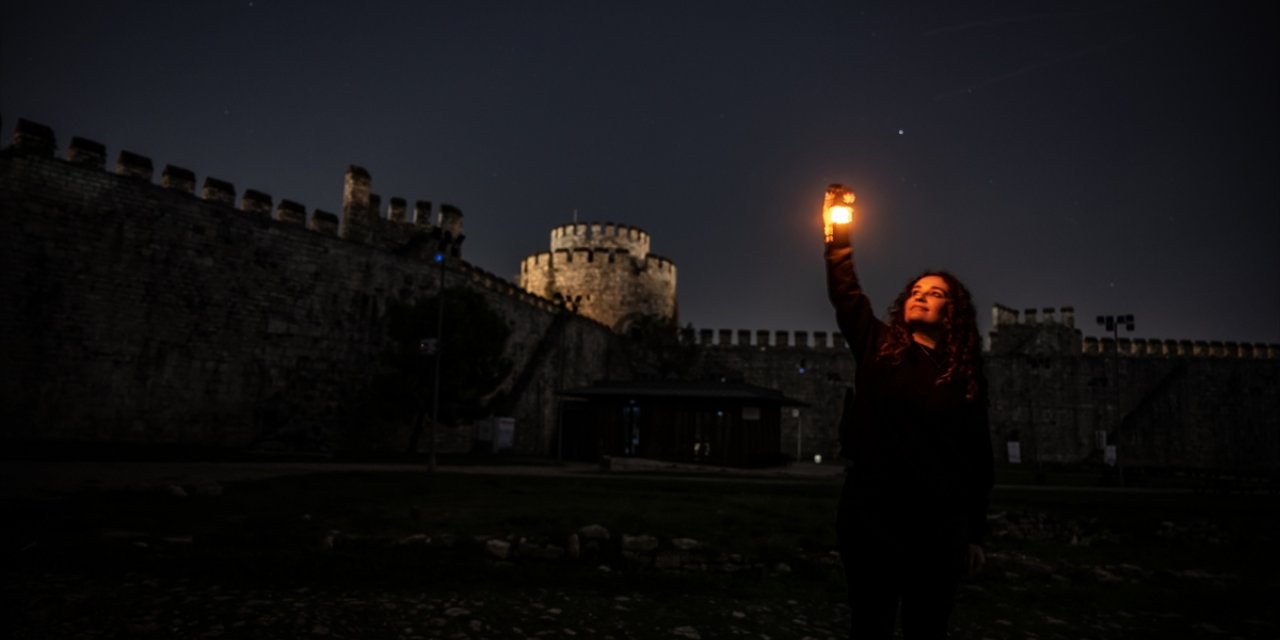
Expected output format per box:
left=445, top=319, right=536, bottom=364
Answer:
left=5, top=116, right=1276, bottom=473
left=0, top=118, right=620, bottom=455
left=5, top=119, right=464, bottom=261
left=684, top=302, right=1278, bottom=471
left=679, top=326, right=849, bottom=350
left=985, top=302, right=1279, bottom=471
left=991, top=302, right=1277, bottom=360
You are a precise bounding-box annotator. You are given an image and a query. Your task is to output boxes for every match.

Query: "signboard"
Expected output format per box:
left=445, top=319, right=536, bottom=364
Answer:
left=1006, top=441, right=1022, bottom=464
left=495, top=417, right=515, bottom=451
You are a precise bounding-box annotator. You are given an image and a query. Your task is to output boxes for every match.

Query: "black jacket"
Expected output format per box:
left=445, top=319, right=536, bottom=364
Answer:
left=826, top=242, right=994, bottom=546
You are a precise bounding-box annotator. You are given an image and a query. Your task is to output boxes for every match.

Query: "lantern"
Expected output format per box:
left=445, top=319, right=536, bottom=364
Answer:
left=823, top=183, right=855, bottom=243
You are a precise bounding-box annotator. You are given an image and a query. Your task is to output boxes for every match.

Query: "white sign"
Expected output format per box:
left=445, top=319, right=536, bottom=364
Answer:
left=495, top=417, right=515, bottom=451
left=1006, top=441, right=1022, bottom=464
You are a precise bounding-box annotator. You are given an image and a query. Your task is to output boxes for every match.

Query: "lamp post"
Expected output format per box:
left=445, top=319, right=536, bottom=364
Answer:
left=1096, top=313, right=1135, bottom=486
left=428, top=248, right=447, bottom=473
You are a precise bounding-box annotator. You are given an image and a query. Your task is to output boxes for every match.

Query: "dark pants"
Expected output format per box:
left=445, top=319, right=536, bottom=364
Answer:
left=837, top=479, right=962, bottom=639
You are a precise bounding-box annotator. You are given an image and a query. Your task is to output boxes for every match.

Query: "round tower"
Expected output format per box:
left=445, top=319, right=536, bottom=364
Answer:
left=519, top=221, right=677, bottom=332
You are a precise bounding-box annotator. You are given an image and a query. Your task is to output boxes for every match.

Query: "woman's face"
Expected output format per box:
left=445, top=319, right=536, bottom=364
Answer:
left=904, top=275, right=951, bottom=326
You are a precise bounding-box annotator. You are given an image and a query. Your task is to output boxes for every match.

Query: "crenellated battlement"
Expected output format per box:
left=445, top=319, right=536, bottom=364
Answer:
left=991, top=303, right=1077, bottom=328
left=1080, top=337, right=1277, bottom=359
left=549, top=221, right=650, bottom=258
left=683, top=308, right=1279, bottom=360
left=520, top=220, right=676, bottom=331
left=5, top=118, right=463, bottom=260
left=990, top=303, right=1277, bottom=360
left=0, top=116, right=629, bottom=458
left=678, top=326, right=847, bottom=350
left=519, top=249, right=676, bottom=271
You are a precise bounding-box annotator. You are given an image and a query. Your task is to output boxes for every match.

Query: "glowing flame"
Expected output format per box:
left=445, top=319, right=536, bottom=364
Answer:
left=822, top=184, right=856, bottom=243
left=828, top=205, right=853, bottom=224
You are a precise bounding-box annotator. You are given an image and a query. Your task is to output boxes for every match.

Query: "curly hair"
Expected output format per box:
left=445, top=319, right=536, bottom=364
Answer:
left=875, top=270, right=982, bottom=401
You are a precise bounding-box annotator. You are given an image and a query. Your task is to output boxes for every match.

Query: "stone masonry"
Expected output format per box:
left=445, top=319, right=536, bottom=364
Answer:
left=519, top=222, right=677, bottom=332
left=0, top=119, right=622, bottom=454
left=2, top=117, right=1277, bottom=470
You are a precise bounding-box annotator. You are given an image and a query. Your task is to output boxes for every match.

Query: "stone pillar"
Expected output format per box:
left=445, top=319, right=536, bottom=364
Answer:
left=67, top=137, right=105, bottom=168
left=202, top=177, right=236, bottom=206
left=680, top=326, right=696, bottom=344
left=162, top=165, right=196, bottom=194
left=413, top=200, right=433, bottom=228
left=11, top=119, right=56, bottom=156
left=342, top=165, right=372, bottom=240
left=992, top=304, right=1018, bottom=328
left=1061, top=307, right=1075, bottom=328
left=388, top=197, right=407, bottom=223
left=275, top=199, right=306, bottom=225
left=116, top=150, right=154, bottom=181
left=240, top=189, right=272, bottom=216
left=440, top=204, right=465, bottom=256
left=310, top=210, right=339, bottom=235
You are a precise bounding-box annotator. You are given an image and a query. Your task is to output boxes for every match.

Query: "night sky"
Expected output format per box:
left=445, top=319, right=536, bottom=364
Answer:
left=3, top=0, right=1277, bottom=344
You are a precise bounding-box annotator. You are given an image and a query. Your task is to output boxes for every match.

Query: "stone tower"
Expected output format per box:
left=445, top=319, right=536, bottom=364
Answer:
left=519, top=221, right=677, bottom=331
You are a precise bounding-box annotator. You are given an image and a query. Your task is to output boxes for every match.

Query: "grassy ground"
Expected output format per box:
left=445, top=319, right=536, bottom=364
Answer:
left=4, top=468, right=1278, bottom=638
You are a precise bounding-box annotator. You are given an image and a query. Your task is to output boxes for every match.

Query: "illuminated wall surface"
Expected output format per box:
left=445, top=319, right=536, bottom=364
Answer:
left=520, top=222, right=677, bottom=332
left=3, top=119, right=1277, bottom=469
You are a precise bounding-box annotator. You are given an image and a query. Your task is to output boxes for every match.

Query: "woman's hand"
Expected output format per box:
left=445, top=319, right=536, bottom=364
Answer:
left=966, top=544, right=986, bottom=576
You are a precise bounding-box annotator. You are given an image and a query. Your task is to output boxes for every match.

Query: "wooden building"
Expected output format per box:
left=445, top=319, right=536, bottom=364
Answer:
left=557, top=380, right=807, bottom=467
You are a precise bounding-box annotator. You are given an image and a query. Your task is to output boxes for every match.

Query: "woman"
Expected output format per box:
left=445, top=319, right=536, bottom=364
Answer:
left=823, top=185, right=994, bottom=638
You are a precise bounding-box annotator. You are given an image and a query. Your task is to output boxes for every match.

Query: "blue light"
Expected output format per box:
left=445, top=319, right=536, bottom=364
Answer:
left=433, top=253, right=444, bottom=263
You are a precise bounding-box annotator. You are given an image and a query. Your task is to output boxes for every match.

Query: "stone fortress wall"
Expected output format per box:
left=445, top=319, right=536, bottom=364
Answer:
left=985, top=305, right=1279, bottom=472
left=677, top=326, right=855, bottom=464
left=3, top=115, right=1276, bottom=470
left=519, top=222, right=677, bottom=331
left=0, top=119, right=622, bottom=454
left=680, top=304, right=1278, bottom=472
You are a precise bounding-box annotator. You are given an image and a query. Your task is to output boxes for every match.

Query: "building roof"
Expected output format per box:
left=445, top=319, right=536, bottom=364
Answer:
left=559, top=379, right=809, bottom=407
